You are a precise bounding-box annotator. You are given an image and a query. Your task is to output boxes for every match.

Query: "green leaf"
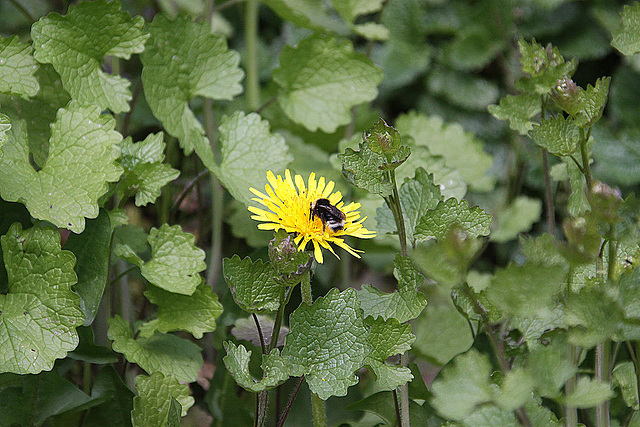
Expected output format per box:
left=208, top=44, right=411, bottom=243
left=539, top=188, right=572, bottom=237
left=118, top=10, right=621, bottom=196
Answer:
left=364, top=316, right=414, bottom=390
left=376, top=167, right=442, bottom=245
left=64, top=209, right=112, bottom=325
left=346, top=390, right=437, bottom=426
left=0, top=113, right=9, bottom=160
left=396, top=112, right=493, bottom=190
left=273, top=34, right=382, bottom=133
left=68, top=326, right=118, bottom=364
left=223, top=255, right=281, bottom=313
left=565, top=285, right=623, bottom=347
left=117, top=133, right=179, bottom=207
left=515, top=38, right=577, bottom=95
left=353, top=23, right=389, bottom=41
left=427, top=67, right=499, bottom=111
left=530, top=115, right=580, bottom=156
left=339, top=141, right=394, bottom=196
left=261, top=0, right=349, bottom=33
left=0, top=371, right=91, bottom=426
left=526, top=338, right=576, bottom=398
left=138, top=281, right=223, bottom=339
left=564, top=377, right=614, bottom=408
left=223, top=342, right=291, bottom=392
left=553, top=77, right=611, bottom=127
left=141, top=14, right=243, bottom=166
left=0, top=64, right=70, bottom=168
left=495, top=368, right=535, bottom=411
left=218, top=111, right=292, bottom=205
left=488, top=93, right=541, bottom=135
left=612, top=3, right=640, bottom=56
left=413, top=298, right=474, bottom=366
left=0, top=35, right=39, bottom=98
left=231, top=315, right=289, bottom=348
left=83, top=366, right=134, bottom=427
left=441, top=25, right=504, bottom=72
left=282, top=288, right=371, bottom=400
left=430, top=349, right=494, bottom=421
left=414, top=198, right=492, bottom=242
left=31, top=0, right=148, bottom=113
left=167, top=397, right=181, bottom=427
left=132, top=372, right=194, bottom=427
left=0, top=223, right=83, bottom=374
left=485, top=263, right=565, bottom=318
left=613, top=361, right=639, bottom=409
left=489, top=196, right=542, bottom=243
left=592, top=126, right=640, bottom=186
left=107, top=315, right=203, bottom=383
left=140, top=224, right=205, bottom=296
left=358, top=255, right=427, bottom=323
left=0, top=101, right=123, bottom=233
left=332, top=0, right=383, bottom=23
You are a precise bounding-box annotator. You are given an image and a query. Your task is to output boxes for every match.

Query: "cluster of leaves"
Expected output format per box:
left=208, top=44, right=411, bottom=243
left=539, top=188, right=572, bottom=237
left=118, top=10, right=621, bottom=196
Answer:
left=2, top=0, right=640, bottom=426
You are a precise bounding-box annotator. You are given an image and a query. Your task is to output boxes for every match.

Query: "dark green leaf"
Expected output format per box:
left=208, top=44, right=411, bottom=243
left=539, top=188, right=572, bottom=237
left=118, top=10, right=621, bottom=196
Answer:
left=223, top=255, right=281, bottom=313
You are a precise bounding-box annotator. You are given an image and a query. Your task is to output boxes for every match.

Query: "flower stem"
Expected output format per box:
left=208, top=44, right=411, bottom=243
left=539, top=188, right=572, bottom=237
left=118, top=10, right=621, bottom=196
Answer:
left=311, top=392, right=327, bottom=427
left=579, top=127, right=593, bottom=189
left=301, top=270, right=312, bottom=305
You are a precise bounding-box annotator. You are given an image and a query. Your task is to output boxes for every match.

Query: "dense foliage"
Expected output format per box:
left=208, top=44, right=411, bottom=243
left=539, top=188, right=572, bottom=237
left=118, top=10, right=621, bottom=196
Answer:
left=2, top=0, right=640, bottom=426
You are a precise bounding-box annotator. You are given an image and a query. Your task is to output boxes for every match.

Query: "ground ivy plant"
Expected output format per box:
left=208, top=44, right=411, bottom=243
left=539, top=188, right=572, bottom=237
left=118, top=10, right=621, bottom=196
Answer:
left=1, top=0, right=640, bottom=426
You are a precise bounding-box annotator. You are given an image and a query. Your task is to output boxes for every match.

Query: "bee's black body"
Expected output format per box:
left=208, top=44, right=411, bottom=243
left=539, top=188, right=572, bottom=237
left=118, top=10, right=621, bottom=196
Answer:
left=310, top=198, right=346, bottom=233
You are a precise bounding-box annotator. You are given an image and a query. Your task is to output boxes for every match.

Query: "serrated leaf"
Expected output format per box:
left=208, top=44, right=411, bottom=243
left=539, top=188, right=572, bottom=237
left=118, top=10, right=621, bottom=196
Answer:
left=107, top=315, right=203, bottom=383
left=140, top=224, right=205, bottom=295
left=430, top=349, right=494, bottom=421
left=613, top=361, right=639, bottom=409
left=141, top=14, right=243, bottom=166
left=358, top=255, right=427, bottom=323
left=223, top=342, right=291, bottom=392
left=31, top=0, right=148, bottom=113
left=485, top=263, right=565, bottom=318
left=396, top=112, right=493, bottom=190
left=515, top=38, right=577, bottom=95
left=0, top=64, right=70, bottom=168
left=282, top=288, right=371, bottom=400
left=558, top=77, right=611, bottom=128
left=167, top=397, right=181, bottom=427
left=0, top=223, right=83, bottom=374
left=138, top=281, right=222, bottom=339
left=526, top=338, right=576, bottom=398
left=414, top=198, right=492, bottom=242
left=530, top=115, right=580, bottom=156
left=132, top=372, right=194, bottom=427
left=64, top=209, right=111, bottom=325
left=262, top=0, right=349, bottom=33
left=565, top=377, right=613, bottom=408
left=364, top=316, right=414, bottom=390
left=339, top=141, right=394, bottom=196
left=488, top=93, right=541, bottom=135
left=273, top=34, right=382, bottom=133
left=0, top=101, right=123, bottom=233
left=495, top=368, right=535, bottom=411
left=490, top=196, right=542, bottom=243
left=218, top=111, right=292, bottom=205
left=413, top=298, right=474, bottom=366
left=117, top=133, right=179, bottom=207
left=0, top=36, right=39, bottom=98
left=565, top=285, right=623, bottom=347
left=612, top=3, right=640, bottom=56
left=376, top=167, right=442, bottom=244
left=223, top=255, right=281, bottom=313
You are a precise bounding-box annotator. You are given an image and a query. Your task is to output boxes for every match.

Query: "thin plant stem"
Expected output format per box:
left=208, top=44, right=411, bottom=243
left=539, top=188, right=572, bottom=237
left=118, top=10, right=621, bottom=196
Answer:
left=627, top=342, right=640, bottom=411
left=212, top=0, right=245, bottom=13
left=169, top=169, right=209, bottom=223
left=276, top=376, right=305, bottom=427
left=311, top=392, right=327, bottom=427
left=595, top=342, right=611, bottom=427
left=301, top=270, right=312, bottom=305
left=579, top=127, right=593, bottom=189
left=392, top=389, right=403, bottom=427
left=253, top=313, right=267, bottom=354
left=83, top=361, right=91, bottom=394
left=269, top=287, right=290, bottom=352
left=244, top=0, right=260, bottom=110
left=541, top=150, right=556, bottom=235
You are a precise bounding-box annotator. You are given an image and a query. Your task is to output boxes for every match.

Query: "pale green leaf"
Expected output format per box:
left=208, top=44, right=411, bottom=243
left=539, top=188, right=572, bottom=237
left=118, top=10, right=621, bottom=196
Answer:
left=613, top=361, right=639, bottom=409
left=413, top=298, right=474, bottom=366
left=396, top=112, right=493, bottom=190
left=141, top=14, right=243, bottom=166
left=332, top=0, right=383, bottom=23
left=218, top=112, right=292, bottom=205
left=488, top=93, right=541, bottom=135
left=565, top=285, right=623, bottom=347
left=612, top=3, right=640, bottom=56
left=223, top=255, right=281, bottom=313
left=458, top=406, right=518, bottom=427
left=427, top=67, right=499, bottom=111
left=0, top=113, right=9, bottom=159
left=364, top=316, right=414, bottom=390
left=526, top=338, right=576, bottom=398
left=495, top=368, right=535, bottom=411
left=358, top=255, right=427, bottom=323
left=485, top=263, right=565, bottom=318
left=0, top=36, right=39, bottom=98
left=282, top=288, right=371, bottom=400
left=414, top=198, right=492, bottom=242
left=515, top=38, right=577, bottom=95
left=353, top=23, right=389, bottom=41
left=564, top=377, right=614, bottom=408
left=31, top=0, right=148, bottom=113
left=223, top=342, right=291, bottom=392
left=490, top=196, right=542, bottom=243
left=0, top=101, right=123, bottom=233
left=0, top=223, right=83, bottom=374
left=273, top=34, right=382, bottom=133
left=138, top=282, right=223, bottom=339
left=107, top=315, right=203, bottom=383
left=530, top=115, right=580, bottom=156
left=262, top=0, right=349, bottom=33
left=132, top=372, right=194, bottom=427
left=141, top=224, right=205, bottom=295
left=430, top=349, right=494, bottom=421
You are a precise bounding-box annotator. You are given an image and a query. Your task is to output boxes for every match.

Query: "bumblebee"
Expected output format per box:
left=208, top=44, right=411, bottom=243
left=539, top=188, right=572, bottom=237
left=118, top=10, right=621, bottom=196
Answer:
left=310, top=198, right=346, bottom=233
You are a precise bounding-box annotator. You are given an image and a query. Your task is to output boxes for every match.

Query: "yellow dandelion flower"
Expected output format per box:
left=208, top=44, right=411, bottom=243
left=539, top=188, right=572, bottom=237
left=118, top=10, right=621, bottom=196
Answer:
left=248, top=170, right=376, bottom=263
